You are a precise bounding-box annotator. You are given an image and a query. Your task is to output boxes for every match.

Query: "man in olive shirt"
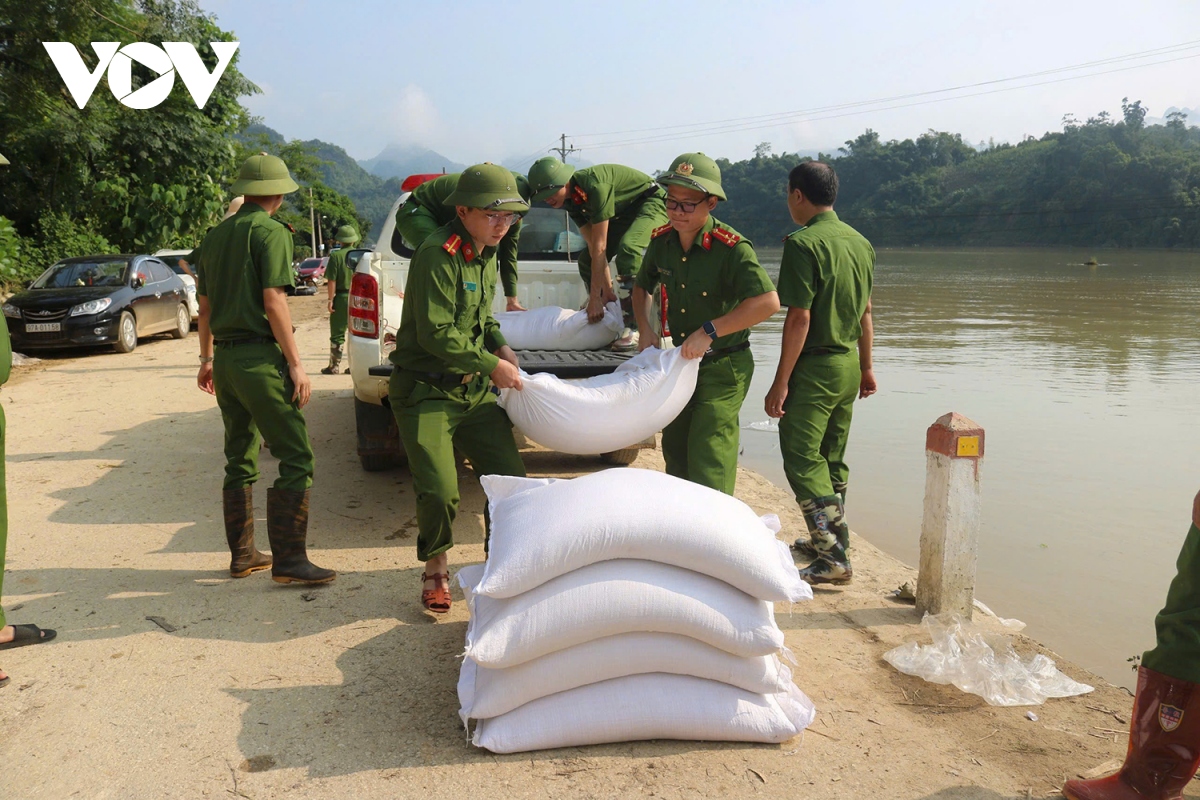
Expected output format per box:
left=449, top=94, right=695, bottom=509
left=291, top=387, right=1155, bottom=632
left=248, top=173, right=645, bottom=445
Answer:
left=194, top=153, right=335, bottom=586
left=394, top=172, right=528, bottom=311
left=527, top=158, right=667, bottom=344
left=388, top=163, right=527, bottom=614
left=765, top=161, right=876, bottom=586
left=321, top=224, right=360, bottom=374
left=633, top=153, right=779, bottom=494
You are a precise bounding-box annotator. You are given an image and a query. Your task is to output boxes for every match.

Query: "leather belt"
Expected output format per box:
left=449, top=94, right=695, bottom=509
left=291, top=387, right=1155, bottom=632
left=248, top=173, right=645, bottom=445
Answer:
left=406, top=369, right=476, bottom=389
left=214, top=336, right=276, bottom=348
left=701, top=340, right=750, bottom=363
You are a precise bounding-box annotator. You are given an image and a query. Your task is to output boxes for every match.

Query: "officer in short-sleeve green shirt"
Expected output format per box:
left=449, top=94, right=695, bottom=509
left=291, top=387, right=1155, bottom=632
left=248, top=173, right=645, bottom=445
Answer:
left=634, top=153, right=779, bottom=495
left=320, top=224, right=360, bottom=373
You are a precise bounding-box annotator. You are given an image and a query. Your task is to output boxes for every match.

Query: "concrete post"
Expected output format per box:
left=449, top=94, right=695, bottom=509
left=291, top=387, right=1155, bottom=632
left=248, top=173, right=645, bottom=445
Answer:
left=917, top=412, right=985, bottom=618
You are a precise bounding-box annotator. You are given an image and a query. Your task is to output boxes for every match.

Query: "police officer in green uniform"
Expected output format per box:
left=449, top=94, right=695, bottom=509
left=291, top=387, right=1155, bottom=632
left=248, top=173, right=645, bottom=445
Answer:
left=388, top=163, right=528, bottom=614
left=321, top=224, right=360, bottom=374
left=194, top=153, right=335, bottom=585
left=527, top=157, right=668, bottom=345
left=394, top=172, right=529, bottom=311
left=1064, top=489, right=1200, bottom=800
left=765, top=161, right=876, bottom=586
left=632, top=153, right=779, bottom=495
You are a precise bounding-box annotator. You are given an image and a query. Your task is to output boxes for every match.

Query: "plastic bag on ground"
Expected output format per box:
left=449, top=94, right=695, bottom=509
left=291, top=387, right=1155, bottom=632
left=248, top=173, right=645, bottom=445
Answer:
left=882, top=613, right=1093, bottom=706
left=495, top=302, right=623, bottom=350
left=471, top=673, right=816, bottom=753
left=477, top=470, right=810, bottom=602
left=497, top=347, right=699, bottom=455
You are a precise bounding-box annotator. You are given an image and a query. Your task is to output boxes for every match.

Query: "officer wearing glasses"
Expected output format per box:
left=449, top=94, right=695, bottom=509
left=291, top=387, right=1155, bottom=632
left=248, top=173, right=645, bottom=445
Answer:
left=387, top=163, right=528, bottom=615
left=631, top=153, right=779, bottom=495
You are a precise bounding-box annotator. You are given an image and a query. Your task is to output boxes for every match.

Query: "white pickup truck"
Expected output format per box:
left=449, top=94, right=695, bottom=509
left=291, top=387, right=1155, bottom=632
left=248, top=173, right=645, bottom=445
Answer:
left=345, top=177, right=661, bottom=471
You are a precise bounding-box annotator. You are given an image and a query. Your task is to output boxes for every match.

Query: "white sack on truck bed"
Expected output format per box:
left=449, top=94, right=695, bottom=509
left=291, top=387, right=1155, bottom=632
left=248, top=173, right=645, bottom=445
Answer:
left=497, top=347, right=699, bottom=455
left=495, top=302, right=623, bottom=350
left=476, top=470, right=811, bottom=602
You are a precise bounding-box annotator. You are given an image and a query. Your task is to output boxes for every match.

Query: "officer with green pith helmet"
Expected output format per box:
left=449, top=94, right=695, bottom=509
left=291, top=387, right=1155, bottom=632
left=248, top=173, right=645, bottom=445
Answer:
left=194, top=153, right=335, bottom=586
left=527, top=157, right=668, bottom=349
left=321, top=223, right=360, bottom=374
left=765, top=161, right=876, bottom=586
left=394, top=172, right=531, bottom=311
left=388, top=163, right=528, bottom=615
left=632, top=153, right=779, bottom=495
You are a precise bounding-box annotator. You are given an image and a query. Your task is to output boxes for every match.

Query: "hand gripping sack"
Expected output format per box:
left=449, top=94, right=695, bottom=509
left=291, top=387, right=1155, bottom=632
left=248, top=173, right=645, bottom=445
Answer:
left=471, top=673, right=817, bottom=753
left=496, top=347, right=700, bottom=455
left=495, top=302, right=623, bottom=350
left=457, top=631, right=795, bottom=722
left=458, top=560, right=785, bottom=668
left=477, top=470, right=811, bottom=602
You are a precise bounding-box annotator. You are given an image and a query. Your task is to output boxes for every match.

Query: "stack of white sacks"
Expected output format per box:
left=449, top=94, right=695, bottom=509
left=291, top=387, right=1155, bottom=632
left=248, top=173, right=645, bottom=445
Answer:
left=457, top=468, right=817, bottom=753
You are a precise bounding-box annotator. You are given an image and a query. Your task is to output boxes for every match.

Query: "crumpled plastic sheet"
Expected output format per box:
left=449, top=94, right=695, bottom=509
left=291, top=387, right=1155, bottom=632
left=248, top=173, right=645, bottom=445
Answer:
left=883, top=612, right=1094, bottom=706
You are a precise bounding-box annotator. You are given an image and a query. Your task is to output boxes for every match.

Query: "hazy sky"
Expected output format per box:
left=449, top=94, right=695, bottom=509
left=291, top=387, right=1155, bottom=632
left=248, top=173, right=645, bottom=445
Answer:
left=197, top=0, right=1200, bottom=171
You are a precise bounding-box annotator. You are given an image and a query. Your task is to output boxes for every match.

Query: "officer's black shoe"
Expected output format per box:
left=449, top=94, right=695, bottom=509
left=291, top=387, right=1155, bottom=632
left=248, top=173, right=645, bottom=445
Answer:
left=223, top=486, right=271, bottom=578
left=266, top=488, right=336, bottom=585
left=798, top=555, right=853, bottom=586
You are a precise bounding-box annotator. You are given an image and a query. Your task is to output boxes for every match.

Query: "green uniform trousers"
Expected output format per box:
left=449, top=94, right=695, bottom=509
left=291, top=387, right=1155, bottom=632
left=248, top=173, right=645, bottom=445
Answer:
left=213, top=342, right=315, bottom=492
left=388, top=370, right=526, bottom=563
left=329, top=292, right=349, bottom=346
left=779, top=351, right=860, bottom=502
left=577, top=196, right=668, bottom=286
left=1143, top=523, right=1200, bottom=684
left=0, top=405, right=8, bottom=630
left=395, top=202, right=440, bottom=251
left=662, top=349, right=754, bottom=495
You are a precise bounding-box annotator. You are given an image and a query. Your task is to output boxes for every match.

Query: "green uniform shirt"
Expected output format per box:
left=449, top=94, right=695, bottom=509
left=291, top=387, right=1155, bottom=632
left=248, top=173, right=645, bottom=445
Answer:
left=324, top=246, right=352, bottom=292
left=637, top=217, right=775, bottom=349
left=776, top=211, right=875, bottom=355
left=564, top=164, right=657, bottom=227
left=389, top=218, right=507, bottom=376
left=194, top=203, right=295, bottom=341
left=411, top=173, right=521, bottom=297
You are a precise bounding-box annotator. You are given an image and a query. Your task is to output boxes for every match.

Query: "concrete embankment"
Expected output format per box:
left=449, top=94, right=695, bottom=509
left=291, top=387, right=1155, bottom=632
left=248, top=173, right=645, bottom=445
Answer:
left=0, top=294, right=1142, bottom=799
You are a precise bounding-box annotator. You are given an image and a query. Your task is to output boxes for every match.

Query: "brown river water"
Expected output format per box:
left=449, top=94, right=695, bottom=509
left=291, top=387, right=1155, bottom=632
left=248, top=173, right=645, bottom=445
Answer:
left=738, top=247, right=1200, bottom=690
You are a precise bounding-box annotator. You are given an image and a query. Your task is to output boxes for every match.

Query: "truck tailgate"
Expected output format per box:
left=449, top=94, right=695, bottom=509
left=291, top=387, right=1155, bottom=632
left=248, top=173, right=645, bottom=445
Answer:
left=367, top=350, right=633, bottom=380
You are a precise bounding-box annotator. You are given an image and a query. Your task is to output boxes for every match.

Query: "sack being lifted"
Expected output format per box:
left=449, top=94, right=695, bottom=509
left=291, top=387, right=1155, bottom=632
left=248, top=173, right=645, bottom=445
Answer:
left=497, top=347, right=700, bottom=455
left=495, top=302, right=623, bottom=351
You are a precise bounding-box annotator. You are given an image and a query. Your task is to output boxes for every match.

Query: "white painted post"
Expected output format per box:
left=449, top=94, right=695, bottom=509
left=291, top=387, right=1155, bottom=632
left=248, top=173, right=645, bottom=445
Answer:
left=917, top=412, right=985, bottom=618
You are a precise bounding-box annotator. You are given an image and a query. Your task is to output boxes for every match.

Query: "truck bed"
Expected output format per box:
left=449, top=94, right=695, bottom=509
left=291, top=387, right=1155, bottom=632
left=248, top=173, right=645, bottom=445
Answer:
left=367, top=349, right=633, bottom=380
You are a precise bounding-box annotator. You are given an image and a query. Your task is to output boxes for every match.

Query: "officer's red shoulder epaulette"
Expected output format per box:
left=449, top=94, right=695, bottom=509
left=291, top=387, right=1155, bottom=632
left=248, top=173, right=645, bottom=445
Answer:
left=283, top=222, right=296, bottom=233
left=442, top=233, right=462, bottom=256
left=651, top=223, right=673, bottom=239
left=711, top=227, right=742, bottom=247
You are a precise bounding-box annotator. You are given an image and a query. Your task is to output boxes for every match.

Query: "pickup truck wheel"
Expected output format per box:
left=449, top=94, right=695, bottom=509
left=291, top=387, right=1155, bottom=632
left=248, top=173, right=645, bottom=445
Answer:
left=600, top=448, right=639, bottom=466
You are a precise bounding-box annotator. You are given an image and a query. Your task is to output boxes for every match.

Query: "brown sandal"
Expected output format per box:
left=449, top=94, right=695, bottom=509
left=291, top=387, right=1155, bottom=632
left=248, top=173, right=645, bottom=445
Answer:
left=420, top=572, right=451, bottom=614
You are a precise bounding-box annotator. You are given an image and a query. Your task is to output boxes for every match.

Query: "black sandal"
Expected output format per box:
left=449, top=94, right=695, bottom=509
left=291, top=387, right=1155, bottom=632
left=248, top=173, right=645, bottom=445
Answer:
left=0, top=624, right=57, bottom=650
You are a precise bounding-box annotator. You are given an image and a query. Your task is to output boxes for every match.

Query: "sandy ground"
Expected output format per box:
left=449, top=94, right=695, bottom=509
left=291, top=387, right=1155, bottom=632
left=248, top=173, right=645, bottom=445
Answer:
left=0, top=293, right=1182, bottom=800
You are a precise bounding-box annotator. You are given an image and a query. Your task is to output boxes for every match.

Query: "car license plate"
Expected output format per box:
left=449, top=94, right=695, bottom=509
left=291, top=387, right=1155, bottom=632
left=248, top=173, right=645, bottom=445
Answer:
left=26, top=322, right=61, bottom=332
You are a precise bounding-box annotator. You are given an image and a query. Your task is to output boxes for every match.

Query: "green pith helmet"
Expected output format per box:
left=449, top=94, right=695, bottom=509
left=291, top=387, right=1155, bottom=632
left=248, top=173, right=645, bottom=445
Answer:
left=513, top=172, right=531, bottom=203
left=657, top=152, right=726, bottom=201
left=528, top=156, right=575, bottom=202
left=231, top=153, right=300, bottom=196
left=333, top=224, right=360, bottom=244
left=443, top=163, right=530, bottom=212
left=0, top=153, right=8, bottom=166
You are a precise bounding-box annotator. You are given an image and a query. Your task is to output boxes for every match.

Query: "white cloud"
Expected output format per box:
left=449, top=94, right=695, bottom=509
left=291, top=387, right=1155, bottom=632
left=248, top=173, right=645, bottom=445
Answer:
left=383, top=84, right=442, bottom=147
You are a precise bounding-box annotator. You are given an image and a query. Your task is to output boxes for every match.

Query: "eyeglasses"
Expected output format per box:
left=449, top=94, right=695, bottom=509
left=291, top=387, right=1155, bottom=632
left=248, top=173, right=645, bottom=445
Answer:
left=665, top=197, right=710, bottom=213
left=483, top=211, right=521, bottom=227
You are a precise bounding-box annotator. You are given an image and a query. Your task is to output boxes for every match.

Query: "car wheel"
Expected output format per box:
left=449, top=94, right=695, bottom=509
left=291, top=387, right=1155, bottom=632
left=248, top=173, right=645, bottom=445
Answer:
left=170, top=303, right=189, bottom=339
left=114, top=311, right=137, bottom=353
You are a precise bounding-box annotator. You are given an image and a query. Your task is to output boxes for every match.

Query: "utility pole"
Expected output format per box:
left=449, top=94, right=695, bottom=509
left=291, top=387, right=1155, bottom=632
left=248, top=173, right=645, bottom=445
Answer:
left=308, top=187, right=317, bottom=259
left=550, top=133, right=578, bottom=164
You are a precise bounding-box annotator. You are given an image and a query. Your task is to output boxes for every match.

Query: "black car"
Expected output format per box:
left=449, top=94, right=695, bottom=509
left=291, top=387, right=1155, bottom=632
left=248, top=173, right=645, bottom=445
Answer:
left=4, top=254, right=191, bottom=354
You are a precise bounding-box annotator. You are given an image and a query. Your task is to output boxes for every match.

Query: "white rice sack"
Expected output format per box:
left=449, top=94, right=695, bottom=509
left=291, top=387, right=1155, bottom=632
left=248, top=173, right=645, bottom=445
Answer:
left=472, top=673, right=816, bottom=753
left=458, top=632, right=794, bottom=722
left=497, top=347, right=700, bottom=455
left=477, top=470, right=811, bottom=602
left=459, top=559, right=784, bottom=668
left=496, top=302, right=622, bottom=350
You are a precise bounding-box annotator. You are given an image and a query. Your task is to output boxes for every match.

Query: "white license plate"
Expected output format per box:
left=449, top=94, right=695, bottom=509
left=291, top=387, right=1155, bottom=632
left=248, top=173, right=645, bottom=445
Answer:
left=26, top=322, right=61, bottom=332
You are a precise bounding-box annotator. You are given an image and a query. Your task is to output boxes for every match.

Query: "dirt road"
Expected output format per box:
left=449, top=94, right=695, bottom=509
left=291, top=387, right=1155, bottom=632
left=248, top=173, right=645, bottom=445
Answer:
left=0, top=294, right=1160, bottom=799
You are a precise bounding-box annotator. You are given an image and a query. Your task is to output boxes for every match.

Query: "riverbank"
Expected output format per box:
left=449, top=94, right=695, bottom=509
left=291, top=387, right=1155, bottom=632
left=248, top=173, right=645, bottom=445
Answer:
left=0, top=294, right=1144, bottom=799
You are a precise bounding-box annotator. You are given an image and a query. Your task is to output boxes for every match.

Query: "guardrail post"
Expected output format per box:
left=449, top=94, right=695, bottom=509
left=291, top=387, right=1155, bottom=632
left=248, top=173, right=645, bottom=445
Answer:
left=917, top=412, right=985, bottom=617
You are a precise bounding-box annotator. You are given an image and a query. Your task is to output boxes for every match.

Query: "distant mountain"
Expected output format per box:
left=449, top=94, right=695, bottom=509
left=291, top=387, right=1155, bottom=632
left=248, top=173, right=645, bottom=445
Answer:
left=299, top=139, right=402, bottom=242
left=359, top=143, right=465, bottom=180
left=242, top=122, right=285, bottom=145
left=1143, top=106, right=1198, bottom=127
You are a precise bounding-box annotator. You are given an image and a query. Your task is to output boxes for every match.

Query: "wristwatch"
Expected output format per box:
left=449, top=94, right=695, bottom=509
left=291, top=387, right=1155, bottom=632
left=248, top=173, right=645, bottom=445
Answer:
left=702, top=320, right=718, bottom=341
left=199, top=355, right=214, bottom=363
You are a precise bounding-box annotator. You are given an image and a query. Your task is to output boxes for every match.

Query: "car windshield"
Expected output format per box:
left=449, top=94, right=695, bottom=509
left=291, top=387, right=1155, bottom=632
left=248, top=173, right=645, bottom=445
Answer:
left=298, top=259, right=322, bottom=270
left=33, top=259, right=130, bottom=289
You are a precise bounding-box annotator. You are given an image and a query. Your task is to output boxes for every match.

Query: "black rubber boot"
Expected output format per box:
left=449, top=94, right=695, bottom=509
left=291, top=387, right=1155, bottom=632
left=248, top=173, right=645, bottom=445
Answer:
left=223, top=486, right=271, bottom=578
left=795, top=495, right=853, bottom=585
left=794, top=482, right=850, bottom=561
left=320, top=345, right=343, bottom=375
left=266, top=488, right=336, bottom=585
